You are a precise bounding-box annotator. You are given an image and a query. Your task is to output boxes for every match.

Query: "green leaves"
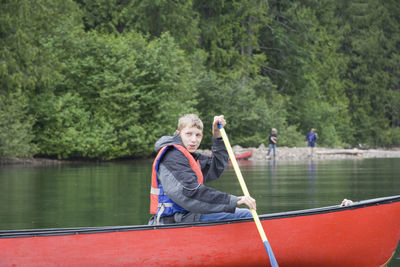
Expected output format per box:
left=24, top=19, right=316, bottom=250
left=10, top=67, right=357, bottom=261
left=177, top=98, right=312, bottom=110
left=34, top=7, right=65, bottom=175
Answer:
left=0, top=91, right=37, bottom=157
left=33, top=29, right=197, bottom=159
left=1, top=0, right=399, bottom=159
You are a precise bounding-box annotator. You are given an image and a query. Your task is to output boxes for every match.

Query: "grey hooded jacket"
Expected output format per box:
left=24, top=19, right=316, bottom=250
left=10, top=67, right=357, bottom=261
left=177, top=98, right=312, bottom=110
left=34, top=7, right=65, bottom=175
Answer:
left=149, top=133, right=238, bottom=225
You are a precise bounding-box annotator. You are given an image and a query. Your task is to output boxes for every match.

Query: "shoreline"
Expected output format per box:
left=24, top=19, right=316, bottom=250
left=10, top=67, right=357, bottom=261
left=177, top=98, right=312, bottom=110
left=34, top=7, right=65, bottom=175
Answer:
left=233, top=144, right=400, bottom=162
left=1, top=145, right=400, bottom=166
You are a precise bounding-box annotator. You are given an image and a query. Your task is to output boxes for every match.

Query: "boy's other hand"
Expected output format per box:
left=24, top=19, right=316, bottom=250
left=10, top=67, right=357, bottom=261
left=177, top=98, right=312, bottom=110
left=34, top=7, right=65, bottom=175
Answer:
left=237, top=196, right=256, bottom=210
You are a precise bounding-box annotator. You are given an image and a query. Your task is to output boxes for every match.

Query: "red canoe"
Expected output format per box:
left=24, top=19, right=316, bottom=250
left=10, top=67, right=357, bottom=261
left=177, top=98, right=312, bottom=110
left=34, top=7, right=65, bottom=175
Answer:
left=1, top=195, right=399, bottom=267
left=235, top=149, right=253, bottom=160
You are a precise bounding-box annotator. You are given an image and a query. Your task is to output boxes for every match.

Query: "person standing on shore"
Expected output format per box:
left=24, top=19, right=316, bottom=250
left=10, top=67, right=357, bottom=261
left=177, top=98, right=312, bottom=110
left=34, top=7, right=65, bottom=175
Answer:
left=266, top=128, right=278, bottom=160
left=307, top=128, right=318, bottom=156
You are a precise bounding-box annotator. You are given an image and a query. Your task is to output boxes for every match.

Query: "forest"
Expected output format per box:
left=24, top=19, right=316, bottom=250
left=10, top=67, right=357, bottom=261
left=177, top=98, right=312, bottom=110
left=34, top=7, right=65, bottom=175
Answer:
left=1, top=0, right=399, bottom=160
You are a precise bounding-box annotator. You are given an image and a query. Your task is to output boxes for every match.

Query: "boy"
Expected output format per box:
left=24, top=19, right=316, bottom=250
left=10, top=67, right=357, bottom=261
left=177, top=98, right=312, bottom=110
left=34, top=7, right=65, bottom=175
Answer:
left=266, top=128, right=278, bottom=159
left=149, top=114, right=255, bottom=225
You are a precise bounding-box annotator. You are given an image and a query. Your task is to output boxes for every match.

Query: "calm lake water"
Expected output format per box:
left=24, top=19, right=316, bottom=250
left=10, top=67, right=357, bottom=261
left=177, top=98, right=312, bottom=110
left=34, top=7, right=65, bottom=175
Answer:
left=0, top=158, right=399, bottom=265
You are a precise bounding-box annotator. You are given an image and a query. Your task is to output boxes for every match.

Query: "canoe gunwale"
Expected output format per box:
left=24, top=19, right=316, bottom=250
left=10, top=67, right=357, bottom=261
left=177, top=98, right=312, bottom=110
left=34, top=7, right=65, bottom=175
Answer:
left=1, top=195, right=399, bottom=239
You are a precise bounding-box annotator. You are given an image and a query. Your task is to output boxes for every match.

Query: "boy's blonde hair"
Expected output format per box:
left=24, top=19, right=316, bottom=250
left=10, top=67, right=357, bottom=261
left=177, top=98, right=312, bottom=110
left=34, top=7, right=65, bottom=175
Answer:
left=177, top=114, right=203, bottom=131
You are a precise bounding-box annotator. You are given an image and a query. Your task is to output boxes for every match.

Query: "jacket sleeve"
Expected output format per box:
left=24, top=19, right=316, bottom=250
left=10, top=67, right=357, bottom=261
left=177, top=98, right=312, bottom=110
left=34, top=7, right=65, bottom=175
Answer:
left=196, top=137, right=229, bottom=183
left=159, top=147, right=237, bottom=214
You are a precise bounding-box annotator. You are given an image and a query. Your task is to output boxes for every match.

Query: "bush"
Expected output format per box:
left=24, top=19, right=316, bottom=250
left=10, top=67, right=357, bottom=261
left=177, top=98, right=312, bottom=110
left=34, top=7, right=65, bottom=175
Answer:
left=278, top=125, right=305, bottom=147
left=0, top=91, right=37, bottom=157
left=34, top=92, right=118, bottom=159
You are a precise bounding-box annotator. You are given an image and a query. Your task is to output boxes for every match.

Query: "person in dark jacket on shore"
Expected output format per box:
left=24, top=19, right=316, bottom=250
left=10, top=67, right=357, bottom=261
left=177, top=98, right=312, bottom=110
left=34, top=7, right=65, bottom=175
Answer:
left=148, top=114, right=255, bottom=225
left=266, top=128, right=278, bottom=159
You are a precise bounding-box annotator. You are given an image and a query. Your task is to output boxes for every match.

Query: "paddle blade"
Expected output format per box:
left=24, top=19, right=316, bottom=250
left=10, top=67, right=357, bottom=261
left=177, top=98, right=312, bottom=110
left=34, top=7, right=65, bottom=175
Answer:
left=264, top=240, right=279, bottom=267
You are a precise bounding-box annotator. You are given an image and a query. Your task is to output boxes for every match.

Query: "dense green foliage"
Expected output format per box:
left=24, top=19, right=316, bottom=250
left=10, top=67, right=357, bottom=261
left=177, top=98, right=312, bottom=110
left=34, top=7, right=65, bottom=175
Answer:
left=1, top=0, right=399, bottom=159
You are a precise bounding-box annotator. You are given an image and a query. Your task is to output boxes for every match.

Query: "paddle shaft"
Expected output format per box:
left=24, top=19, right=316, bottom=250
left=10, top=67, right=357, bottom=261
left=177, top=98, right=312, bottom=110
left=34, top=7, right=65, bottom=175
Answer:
left=218, top=127, right=267, bottom=239
left=218, top=125, right=279, bottom=266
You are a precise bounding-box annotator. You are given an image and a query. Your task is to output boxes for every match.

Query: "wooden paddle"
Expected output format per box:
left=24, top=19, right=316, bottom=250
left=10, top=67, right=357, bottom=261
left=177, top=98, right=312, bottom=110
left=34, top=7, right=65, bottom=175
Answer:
left=218, top=124, right=279, bottom=267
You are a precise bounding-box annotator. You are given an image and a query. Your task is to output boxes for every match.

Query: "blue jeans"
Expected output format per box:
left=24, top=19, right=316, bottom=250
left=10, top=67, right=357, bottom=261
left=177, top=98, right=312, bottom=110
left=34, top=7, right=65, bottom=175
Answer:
left=267, top=143, right=276, bottom=157
left=199, top=208, right=252, bottom=222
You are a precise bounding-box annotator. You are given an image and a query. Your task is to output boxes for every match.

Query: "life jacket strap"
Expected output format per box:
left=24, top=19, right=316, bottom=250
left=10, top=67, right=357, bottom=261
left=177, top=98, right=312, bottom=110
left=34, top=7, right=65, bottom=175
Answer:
left=158, top=203, right=173, bottom=207
left=156, top=203, right=173, bottom=224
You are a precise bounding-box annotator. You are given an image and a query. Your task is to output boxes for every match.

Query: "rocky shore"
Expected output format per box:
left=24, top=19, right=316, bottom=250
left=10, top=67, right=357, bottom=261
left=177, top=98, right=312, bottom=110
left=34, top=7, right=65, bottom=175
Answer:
left=230, top=144, right=400, bottom=161
left=199, top=144, right=400, bottom=162
left=2, top=145, right=400, bottom=165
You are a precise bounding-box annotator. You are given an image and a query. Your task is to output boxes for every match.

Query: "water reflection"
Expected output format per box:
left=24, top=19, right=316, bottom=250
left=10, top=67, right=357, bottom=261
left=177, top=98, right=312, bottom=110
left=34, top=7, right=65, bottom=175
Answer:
left=0, top=162, right=152, bottom=229
left=1, top=158, right=400, bottom=229
left=307, top=159, right=317, bottom=180
left=307, top=159, right=317, bottom=206
left=267, top=159, right=277, bottom=180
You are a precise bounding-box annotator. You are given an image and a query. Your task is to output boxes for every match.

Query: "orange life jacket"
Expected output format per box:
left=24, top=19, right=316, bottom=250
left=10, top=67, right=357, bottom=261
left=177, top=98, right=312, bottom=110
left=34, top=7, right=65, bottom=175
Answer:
left=150, top=144, right=204, bottom=215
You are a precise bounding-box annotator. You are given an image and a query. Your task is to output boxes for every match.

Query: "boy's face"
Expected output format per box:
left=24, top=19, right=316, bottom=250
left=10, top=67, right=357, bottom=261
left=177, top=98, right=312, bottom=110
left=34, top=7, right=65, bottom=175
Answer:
left=178, top=126, right=203, bottom=153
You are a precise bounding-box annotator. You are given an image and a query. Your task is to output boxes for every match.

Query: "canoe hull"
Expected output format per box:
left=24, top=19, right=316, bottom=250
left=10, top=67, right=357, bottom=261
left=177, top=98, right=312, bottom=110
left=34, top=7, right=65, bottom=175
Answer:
left=235, top=149, right=253, bottom=160
left=1, top=196, right=399, bottom=267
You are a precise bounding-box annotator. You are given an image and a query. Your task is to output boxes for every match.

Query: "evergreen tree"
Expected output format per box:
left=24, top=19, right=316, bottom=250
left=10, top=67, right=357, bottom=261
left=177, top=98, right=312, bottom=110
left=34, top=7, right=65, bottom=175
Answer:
left=194, top=0, right=270, bottom=76
left=265, top=0, right=352, bottom=146
left=337, top=0, right=400, bottom=145
left=75, top=0, right=200, bottom=51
